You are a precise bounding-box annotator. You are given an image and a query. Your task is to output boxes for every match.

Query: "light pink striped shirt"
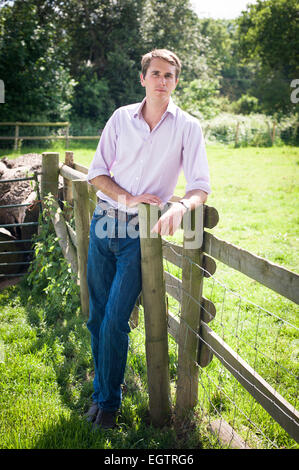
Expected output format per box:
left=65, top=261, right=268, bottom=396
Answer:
left=87, top=97, right=211, bottom=213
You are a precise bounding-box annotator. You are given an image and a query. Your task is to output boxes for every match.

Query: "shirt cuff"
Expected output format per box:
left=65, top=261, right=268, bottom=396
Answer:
left=87, top=168, right=111, bottom=184
left=185, top=181, right=212, bottom=195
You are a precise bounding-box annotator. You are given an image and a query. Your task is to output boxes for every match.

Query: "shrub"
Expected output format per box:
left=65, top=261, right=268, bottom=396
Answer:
left=232, top=94, right=260, bottom=115
left=202, top=112, right=293, bottom=147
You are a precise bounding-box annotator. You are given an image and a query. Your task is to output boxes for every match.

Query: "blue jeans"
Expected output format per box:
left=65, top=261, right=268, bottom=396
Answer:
left=86, top=208, right=142, bottom=411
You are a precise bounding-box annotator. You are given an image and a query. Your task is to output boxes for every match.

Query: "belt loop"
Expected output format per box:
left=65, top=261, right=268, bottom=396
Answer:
left=106, top=208, right=115, bottom=218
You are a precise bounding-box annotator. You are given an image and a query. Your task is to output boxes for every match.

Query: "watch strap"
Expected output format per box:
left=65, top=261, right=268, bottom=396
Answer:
left=178, top=200, right=190, bottom=210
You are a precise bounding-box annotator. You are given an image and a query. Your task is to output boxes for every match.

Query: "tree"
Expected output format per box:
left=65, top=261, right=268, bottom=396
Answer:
left=197, top=18, right=257, bottom=103
left=140, top=0, right=210, bottom=85
left=56, top=0, right=146, bottom=104
left=0, top=0, right=75, bottom=122
left=0, top=0, right=243, bottom=129
left=237, top=0, right=299, bottom=115
left=174, top=78, right=220, bottom=120
left=54, top=0, right=212, bottom=127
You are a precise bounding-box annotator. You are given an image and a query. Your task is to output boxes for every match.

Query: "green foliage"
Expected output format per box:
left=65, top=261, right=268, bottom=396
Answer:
left=26, top=197, right=81, bottom=321
left=237, top=0, right=299, bottom=115
left=0, top=0, right=214, bottom=126
left=232, top=94, right=260, bottom=115
left=278, top=114, right=299, bottom=146
left=55, top=0, right=147, bottom=118
left=0, top=0, right=76, bottom=122
left=174, top=78, right=221, bottom=120
left=70, top=71, right=115, bottom=133
left=202, top=112, right=298, bottom=147
left=141, top=0, right=209, bottom=83
left=0, top=0, right=297, bottom=137
left=237, top=0, right=298, bottom=76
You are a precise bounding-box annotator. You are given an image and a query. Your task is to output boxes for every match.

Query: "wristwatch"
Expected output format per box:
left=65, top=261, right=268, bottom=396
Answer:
left=177, top=199, right=191, bottom=211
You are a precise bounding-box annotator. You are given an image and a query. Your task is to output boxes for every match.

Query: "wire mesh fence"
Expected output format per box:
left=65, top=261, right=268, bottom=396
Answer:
left=161, top=240, right=298, bottom=448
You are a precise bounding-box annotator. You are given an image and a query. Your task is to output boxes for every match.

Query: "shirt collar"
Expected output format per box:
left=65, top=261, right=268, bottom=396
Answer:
left=133, top=96, right=177, bottom=119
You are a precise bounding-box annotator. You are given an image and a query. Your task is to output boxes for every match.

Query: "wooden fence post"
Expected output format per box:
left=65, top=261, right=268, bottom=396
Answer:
left=65, top=122, right=70, bottom=149
left=234, top=121, right=240, bottom=147
left=88, top=185, right=97, bottom=221
left=175, top=205, right=204, bottom=418
left=41, top=152, right=59, bottom=201
left=138, top=203, right=171, bottom=427
left=14, top=124, right=19, bottom=151
left=72, top=179, right=90, bottom=317
left=271, top=121, right=276, bottom=145
left=63, top=151, right=74, bottom=221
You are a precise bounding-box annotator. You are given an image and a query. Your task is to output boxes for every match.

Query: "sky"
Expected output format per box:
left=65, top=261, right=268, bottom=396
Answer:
left=190, top=0, right=259, bottom=19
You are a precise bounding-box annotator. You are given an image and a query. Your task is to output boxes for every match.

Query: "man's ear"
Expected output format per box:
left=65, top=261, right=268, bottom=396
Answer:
left=140, top=73, right=145, bottom=87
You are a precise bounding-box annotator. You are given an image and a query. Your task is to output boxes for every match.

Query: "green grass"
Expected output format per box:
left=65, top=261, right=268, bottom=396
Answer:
left=0, top=142, right=298, bottom=449
left=0, top=284, right=205, bottom=449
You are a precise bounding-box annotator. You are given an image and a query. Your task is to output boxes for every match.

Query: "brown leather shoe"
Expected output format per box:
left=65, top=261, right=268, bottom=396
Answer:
left=92, top=408, right=118, bottom=430
left=84, top=402, right=99, bottom=423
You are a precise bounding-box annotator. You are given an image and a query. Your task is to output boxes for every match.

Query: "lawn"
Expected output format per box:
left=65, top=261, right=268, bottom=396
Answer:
left=0, top=142, right=298, bottom=449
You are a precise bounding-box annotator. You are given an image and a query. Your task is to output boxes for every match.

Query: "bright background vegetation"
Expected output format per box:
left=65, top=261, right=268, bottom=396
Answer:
left=0, top=0, right=298, bottom=144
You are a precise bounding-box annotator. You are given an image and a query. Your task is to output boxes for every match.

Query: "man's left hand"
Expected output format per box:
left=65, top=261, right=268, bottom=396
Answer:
left=151, top=203, right=186, bottom=236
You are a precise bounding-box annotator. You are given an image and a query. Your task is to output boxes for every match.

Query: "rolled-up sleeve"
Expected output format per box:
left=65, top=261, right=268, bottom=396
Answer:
left=87, top=111, right=118, bottom=183
left=182, top=118, right=211, bottom=195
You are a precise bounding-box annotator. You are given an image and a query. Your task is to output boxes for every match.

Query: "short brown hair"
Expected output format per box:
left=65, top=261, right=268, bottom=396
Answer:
left=141, top=49, right=181, bottom=80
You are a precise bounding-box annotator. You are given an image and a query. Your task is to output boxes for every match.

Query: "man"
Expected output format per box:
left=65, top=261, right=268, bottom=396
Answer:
left=86, top=49, right=211, bottom=430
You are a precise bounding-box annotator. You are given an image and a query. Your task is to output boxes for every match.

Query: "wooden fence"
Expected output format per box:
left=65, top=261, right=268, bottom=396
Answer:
left=39, top=151, right=299, bottom=447
left=0, top=120, right=279, bottom=152
left=0, top=122, right=100, bottom=150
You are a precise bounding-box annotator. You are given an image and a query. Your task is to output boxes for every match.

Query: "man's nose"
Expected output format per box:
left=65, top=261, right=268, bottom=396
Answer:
left=160, top=75, right=166, bottom=85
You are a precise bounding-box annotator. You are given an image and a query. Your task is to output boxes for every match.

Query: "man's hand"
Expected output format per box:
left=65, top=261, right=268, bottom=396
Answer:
left=151, top=190, right=208, bottom=236
left=127, top=193, right=163, bottom=208
left=151, top=202, right=186, bottom=236
left=90, top=175, right=163, bottom=209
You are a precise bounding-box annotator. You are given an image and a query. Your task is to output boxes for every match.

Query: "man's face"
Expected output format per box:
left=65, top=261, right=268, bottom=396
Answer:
left=140, top=58, right=178, bottom=100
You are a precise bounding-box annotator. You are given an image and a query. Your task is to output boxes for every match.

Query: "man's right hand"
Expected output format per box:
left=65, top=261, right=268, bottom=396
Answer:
left=127, top=193, right=163, bottom=208
left=90, top=175, right=163, bottom=209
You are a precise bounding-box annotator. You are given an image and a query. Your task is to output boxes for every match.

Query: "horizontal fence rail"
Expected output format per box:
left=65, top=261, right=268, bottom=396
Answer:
left=163, top=235, right=299, bottom=305
left=203, top=231, right=299, bottom=305
left=0, top=121, right=101, bottom=150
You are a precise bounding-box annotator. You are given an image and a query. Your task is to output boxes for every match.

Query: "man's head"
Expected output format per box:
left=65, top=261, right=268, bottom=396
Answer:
left=141, top=49, right=181, bottom=80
